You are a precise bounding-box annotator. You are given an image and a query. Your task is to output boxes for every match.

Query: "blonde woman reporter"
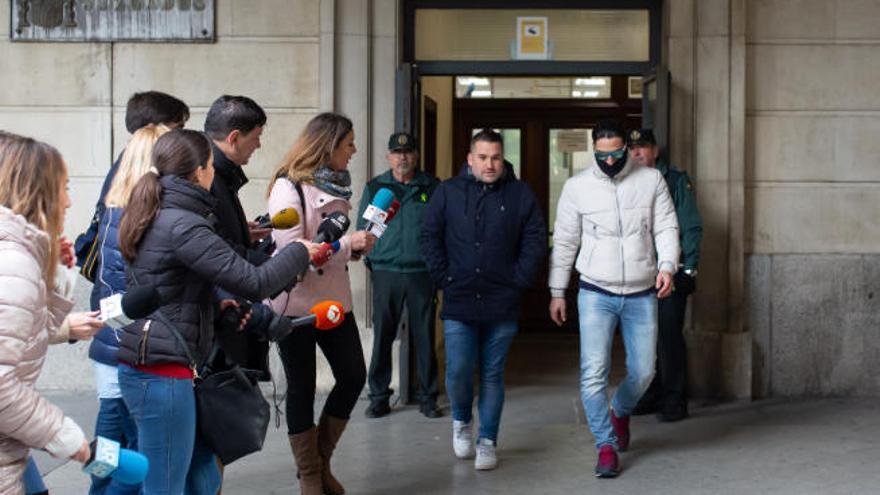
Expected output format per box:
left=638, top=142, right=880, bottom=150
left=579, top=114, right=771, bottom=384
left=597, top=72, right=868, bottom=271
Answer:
left=87, top=124, right=169, bottom=495
left=0, top=134, right=92, bottom=493
left=267, top=112, right=375, bottom=495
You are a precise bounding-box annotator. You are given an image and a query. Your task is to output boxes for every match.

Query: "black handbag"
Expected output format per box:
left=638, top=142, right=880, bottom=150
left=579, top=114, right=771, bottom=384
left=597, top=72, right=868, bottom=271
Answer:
left=144, top=297, right=271, bottom=465
left=193, top=346, right=271, bottom=465
left=74, top=212, right=102, bottom=282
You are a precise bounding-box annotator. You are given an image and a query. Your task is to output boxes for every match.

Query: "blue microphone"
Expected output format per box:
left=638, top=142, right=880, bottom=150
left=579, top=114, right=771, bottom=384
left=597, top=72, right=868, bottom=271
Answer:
left=82, top=436, right=149, bottom=485
left=361, top=188, right=395, bottom=229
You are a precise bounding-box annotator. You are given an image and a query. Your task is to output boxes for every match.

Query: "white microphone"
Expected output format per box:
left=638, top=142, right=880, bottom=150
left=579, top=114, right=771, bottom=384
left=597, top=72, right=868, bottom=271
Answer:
left=99, top=287, right=162, bottom=330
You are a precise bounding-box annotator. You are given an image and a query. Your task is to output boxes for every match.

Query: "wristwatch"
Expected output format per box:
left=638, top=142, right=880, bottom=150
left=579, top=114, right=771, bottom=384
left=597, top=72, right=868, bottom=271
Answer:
left=683, top=268, right=698, bottom=277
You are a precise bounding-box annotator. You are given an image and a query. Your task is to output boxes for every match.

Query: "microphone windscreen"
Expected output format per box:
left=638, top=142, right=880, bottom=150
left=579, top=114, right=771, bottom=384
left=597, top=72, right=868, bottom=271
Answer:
left=385, top=200, right=401, bottom=223
left=371, top=188, right=395, bottom=211
left=309, top=300, right=345, bottom=330
left=120, top=287, right=162, bottom=320
left=315, top=211, right=350, bottom=244
left=271, top=208, right=300, bottom=230
left=113, top=448, right=149, bottom=485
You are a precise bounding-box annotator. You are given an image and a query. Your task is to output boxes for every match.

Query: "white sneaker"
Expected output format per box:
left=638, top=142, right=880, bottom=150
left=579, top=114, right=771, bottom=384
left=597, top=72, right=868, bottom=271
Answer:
left=474, top=438, right=498, bottom=470
left=452, top=420, right=475, bottom=459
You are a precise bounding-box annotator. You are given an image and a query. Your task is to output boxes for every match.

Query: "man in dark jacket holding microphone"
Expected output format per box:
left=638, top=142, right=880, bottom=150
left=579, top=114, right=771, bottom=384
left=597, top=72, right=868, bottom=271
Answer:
left=203, top=95, right=293, bottom=381
left=357, top=132, right=441, bottom=419
left=421, top=129, right=546, bottom=471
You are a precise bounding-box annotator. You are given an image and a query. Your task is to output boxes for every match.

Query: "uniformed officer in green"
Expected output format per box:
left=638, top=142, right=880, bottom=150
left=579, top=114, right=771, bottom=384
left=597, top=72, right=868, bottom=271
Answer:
left=628, top=128, right=703, bottom=422
left=357, top=132, right=442, bottom=419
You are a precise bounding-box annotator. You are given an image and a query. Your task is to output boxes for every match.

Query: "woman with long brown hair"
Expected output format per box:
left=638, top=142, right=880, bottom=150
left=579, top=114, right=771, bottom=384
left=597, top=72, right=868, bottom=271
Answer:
left=266, top=112, right=375, bottom=495
left=115, top=129, right=315, bottom=494
left=0, top=134, right=92, bottom=493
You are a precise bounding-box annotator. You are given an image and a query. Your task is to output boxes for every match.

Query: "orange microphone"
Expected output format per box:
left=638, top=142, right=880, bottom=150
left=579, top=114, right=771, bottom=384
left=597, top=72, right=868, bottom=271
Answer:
left=287, top=300, right=345, bottom=331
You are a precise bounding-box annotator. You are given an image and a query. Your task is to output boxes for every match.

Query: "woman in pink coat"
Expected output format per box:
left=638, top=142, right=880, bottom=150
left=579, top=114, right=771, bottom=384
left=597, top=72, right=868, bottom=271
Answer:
left=266, top=113, right=376, bottom=495
left=0, top=134, right=93, bottom=493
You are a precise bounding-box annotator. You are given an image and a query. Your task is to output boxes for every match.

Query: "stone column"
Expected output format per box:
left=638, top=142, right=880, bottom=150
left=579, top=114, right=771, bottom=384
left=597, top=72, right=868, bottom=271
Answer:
left=666, top=0, right=749, bottom=399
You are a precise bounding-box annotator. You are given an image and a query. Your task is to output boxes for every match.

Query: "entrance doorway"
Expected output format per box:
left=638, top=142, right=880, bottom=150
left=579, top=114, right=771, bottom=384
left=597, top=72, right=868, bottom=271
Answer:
left=396, top=1, right=665, bottom=403
left=451, top=75, right=642, bottom=332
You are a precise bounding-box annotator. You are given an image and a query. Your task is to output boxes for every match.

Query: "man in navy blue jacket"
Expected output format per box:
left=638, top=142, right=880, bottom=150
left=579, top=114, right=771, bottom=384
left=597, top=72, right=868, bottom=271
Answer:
left=420, top=129, right=546, bottom=471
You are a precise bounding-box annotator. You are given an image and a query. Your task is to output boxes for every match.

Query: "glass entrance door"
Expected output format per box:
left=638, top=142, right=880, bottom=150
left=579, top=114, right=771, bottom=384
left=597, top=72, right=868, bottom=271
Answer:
left=548, top=128, right=592, bottom=243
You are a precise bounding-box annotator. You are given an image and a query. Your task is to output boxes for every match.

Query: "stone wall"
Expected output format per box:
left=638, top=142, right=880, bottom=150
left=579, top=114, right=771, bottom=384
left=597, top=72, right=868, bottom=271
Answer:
left=748, top=255, right=880, bottom=396
left=745, top=0, right=880, bottom=397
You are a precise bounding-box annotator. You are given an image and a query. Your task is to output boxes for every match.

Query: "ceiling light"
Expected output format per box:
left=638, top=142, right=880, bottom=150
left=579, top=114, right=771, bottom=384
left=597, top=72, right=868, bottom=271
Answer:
left=574, top=78, right=606, bottom=86
left=458, top=77, right=490, bottom=86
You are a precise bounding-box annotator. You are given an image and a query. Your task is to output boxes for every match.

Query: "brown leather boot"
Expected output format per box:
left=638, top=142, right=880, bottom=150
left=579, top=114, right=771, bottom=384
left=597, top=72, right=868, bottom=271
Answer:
left=317, top=413, right=348, bottom=495
left=288, top=427, right=323, bottom=495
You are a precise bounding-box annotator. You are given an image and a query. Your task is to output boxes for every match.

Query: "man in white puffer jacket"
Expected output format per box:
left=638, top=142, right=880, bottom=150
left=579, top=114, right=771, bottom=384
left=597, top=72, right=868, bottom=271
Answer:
left=548, top=120, right=679, bottom=478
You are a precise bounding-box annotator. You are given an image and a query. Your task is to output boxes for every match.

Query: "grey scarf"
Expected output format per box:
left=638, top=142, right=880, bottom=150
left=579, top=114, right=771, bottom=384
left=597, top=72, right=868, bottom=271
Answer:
left=313, top=165, right=352, bottom=200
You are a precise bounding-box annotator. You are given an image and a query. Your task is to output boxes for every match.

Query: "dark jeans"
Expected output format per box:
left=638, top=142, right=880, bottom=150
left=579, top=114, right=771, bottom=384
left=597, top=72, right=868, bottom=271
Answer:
left=277, top=313, right=367, bottom=434
left=641, top=272, right=695, bottom=406
left=367, top=270, right=438, bottom=403
left=90, top=398, right=140, bottom=495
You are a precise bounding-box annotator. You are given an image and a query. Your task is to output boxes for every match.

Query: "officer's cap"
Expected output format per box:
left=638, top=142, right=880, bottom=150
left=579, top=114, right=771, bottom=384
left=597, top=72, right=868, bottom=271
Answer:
left=388, top=132, right=418, bottom=152
left=628, top=128, right=656, bottom=146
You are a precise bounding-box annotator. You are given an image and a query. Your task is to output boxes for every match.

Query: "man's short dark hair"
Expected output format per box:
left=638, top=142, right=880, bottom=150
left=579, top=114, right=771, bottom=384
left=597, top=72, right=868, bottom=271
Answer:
left=125, top=91, right=190, bottom=133
left=470, top=129, right=504, bottom=149
left=592, top=120, right=627, bottom=143
left=204, top=95, right=268, bottom=141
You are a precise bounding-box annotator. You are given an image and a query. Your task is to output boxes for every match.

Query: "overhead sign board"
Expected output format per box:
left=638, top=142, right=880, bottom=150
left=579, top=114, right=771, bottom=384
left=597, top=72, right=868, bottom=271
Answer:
left=556, top=130, right=589, bottom=153
left=515, top=16, right=548, bottom=60
left=11, top=0, right=215, bottom=42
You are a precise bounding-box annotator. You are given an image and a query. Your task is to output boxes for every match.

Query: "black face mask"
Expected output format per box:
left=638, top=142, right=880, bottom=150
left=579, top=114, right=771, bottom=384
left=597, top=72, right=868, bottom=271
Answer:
left=596, top=153, right=628, bottom=178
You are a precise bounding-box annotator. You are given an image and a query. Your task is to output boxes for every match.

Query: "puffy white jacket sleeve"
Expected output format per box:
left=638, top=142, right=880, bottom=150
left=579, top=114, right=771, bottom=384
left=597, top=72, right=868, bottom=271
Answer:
left=548, top=179, right=582, bottom=297
left=0, top=250, right=83, bottom=457
left=46, top=266, right=76, bottom=343
left=652, top=174, right=681, bottom=274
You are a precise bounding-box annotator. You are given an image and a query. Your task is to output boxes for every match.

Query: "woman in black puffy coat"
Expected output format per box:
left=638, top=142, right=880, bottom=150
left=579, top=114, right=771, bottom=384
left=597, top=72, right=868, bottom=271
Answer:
left=115, top=129, right=316, bottom=495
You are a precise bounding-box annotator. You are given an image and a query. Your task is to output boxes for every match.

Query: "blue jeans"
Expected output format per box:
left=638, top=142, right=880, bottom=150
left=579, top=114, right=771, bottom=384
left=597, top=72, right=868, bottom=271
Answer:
left=23, top=456, right=46, bottom=495
left=444, top=319, right=518, bottom=443
left=118, top=365, right=220, bottom=495
left=578, top=289, right=657, bottom=449
left=90, top=398, right=141, bottom=495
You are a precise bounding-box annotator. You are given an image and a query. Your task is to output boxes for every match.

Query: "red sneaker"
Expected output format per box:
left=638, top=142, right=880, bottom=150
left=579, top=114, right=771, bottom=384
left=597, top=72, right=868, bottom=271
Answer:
left=610, top=409, right=630, bottom=452
left=594, top=444, right=620, bottom=478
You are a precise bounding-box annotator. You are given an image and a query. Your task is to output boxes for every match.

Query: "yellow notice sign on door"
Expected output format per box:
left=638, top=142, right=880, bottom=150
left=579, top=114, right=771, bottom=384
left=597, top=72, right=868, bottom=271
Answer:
left=516, top=17, right=548, bottom=60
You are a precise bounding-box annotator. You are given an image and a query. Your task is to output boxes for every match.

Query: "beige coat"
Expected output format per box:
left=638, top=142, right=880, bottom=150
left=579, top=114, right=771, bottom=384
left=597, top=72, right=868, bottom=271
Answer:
left=0, top=206, right=85, bottom=494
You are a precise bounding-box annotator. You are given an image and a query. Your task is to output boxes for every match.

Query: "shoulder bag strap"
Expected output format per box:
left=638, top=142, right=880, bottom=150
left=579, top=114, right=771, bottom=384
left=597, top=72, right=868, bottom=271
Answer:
left=293, top=179, right=307, bottom=232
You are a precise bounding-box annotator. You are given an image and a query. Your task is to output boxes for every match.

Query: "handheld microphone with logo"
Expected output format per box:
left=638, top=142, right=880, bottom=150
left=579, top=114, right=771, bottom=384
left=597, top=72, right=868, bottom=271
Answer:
left=255, top=208, right=300, bottom=230
left=82, top=436, right=149, bottom=485
left=311, top=212, right=351, bottom=267
left=366, top=199, right=401, bottom=238
left=99, top=286, right=162, bottom=330
left=288, top=300, right=346, bottom=330
left=361, top=188, right=395, bottom=230
left=314, top=211, right=351, bottom=244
